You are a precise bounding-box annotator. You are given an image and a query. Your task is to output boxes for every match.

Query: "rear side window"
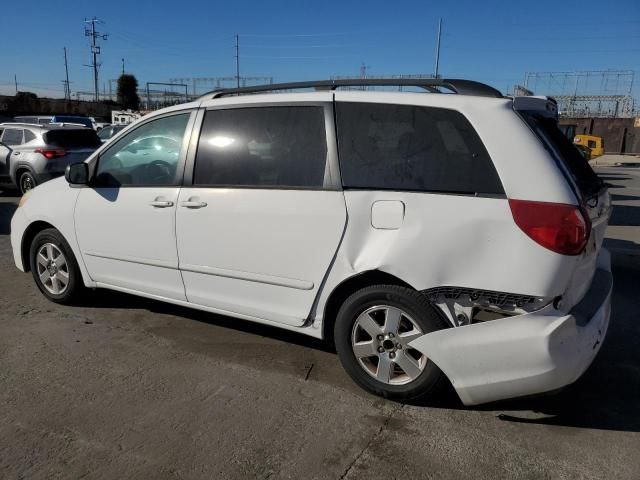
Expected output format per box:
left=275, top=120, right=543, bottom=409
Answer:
left=336, top=102, right=503, bottom=195
left=194, top=106, right=327, bottom=188
left=44, top=129, right=101, bottom=148
left=24, top=130, right=36, bottom=143
left=1, top=128, right=24, bottom=146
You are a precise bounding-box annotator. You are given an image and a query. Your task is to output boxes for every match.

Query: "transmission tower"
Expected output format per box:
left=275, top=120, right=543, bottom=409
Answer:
left=84, top=17, right=108, bottom=102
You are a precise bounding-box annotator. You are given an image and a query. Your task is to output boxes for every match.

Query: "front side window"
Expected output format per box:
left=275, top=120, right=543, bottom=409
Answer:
left=336, top=102, right=503, bottom=195
left=194, top=106, right=327, bottom=188
left=94, top=113, right=190, bottom=186
left=1, top=128, right=24, bottom=146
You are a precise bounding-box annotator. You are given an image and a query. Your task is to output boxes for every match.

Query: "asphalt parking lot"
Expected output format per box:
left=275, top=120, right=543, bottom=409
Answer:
left=1, top=168, right=639, bottom=480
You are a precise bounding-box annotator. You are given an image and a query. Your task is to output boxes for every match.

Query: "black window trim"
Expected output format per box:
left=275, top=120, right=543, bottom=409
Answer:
left=88, top=108, right=197, bottom=189
left=334, top=100, right=505, bottom=197
left=182, top=101, right=342, bottom=191
left=342, top=187, right=506, bottom=199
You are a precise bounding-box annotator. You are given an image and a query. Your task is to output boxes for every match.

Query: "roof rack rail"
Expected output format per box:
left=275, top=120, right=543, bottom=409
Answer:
left=199, top=78, right=503, bottom=100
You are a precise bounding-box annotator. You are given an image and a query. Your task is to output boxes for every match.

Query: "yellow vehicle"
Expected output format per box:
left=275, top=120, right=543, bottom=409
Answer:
left=574, top=134, right=604, bottom=158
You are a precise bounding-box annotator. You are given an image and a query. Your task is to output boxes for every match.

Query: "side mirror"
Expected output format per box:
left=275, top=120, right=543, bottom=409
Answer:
left=65, top=162, right=89, bottom=185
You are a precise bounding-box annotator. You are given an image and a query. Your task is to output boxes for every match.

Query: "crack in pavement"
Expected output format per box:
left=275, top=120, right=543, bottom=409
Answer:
left=339, top=405, right=404, bottom=480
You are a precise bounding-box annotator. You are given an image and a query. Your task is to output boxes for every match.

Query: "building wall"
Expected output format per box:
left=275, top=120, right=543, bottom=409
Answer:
left=559, top=117, right=640, bottom=154
left=0, top=93, right=115, bottom=120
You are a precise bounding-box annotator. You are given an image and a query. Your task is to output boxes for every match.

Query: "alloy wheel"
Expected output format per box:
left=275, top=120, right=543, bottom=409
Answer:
left=351, top=305, right=427, bottom=385
left=35, top=243, right=69, bottom=295
left=21, top=174, right=35, bottom=193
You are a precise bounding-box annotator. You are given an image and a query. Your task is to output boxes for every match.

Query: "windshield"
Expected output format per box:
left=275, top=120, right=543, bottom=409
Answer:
left=520, top=112, right=603, bottom=199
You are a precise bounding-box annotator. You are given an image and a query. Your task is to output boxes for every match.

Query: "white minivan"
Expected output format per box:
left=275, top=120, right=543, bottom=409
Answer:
left=10, top=79, right=612, bottom=405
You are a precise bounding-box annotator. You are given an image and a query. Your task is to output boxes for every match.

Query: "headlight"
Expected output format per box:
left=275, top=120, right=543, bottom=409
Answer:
left=18, top=190, right=31, bottom=208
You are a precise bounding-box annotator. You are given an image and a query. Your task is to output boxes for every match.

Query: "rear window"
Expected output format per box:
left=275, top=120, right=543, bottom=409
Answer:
left=336, top=102, right=504, bottom=195
left=45, top=129, right=101, bottom=149
left=520, top=113, right=603, bottom=198
left=51, top=116, right=93, bottom=128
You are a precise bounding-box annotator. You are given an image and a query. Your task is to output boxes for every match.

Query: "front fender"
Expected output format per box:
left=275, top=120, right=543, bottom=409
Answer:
left=18, top=179, right=95, bottom=288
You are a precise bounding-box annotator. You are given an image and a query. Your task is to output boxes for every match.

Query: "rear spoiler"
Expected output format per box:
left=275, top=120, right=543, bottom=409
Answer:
left=49, top=122, right=91, bottom=128
left=512, top=96, right=558, bottom=120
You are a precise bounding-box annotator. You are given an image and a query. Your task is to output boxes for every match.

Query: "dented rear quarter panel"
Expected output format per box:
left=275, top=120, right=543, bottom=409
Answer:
left=313, top=190, right=580, bottom=332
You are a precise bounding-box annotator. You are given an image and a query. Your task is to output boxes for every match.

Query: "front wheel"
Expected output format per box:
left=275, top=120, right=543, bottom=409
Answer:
left=334, top=285, right=449, bottom=401
left=29, top=228, right=84, bottom=304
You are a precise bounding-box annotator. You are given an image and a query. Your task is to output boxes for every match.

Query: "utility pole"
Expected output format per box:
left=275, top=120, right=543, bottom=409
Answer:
left=434, top=18, right=442, bottom=79
left=121, top=58, right=125, bottom=75
left=235, top=34, right=240, bottom=88
left=63, top=47, right=71, bottom=100
left=359, top=62, right=369, bottom=91
left=14, top=74, right=18, bottom=94
left=84, top=17, right=108, bottom=102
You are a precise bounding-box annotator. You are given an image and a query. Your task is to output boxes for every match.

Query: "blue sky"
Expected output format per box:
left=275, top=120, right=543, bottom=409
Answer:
left=1, top=0, right=639, bottom=98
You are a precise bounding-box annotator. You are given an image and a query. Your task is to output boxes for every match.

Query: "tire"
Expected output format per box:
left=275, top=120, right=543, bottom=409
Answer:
left=29, top=228, right=84, bottom=304
left=334, top=284, right=449, bottom=401
left=18, top=170, right=37, bottom=195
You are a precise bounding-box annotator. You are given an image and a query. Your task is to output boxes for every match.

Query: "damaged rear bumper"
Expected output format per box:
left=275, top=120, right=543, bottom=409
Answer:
left=409, top=249, right=612, bottom=406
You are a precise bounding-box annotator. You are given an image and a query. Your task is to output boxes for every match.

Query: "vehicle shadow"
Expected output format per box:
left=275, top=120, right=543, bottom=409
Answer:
left=79, top=288, right=333, bottom=353
left=611, top=193, right=640, bottom=201
left=0, top=198, right=18, bottom=235
left=598, top=174, right=633, bottom=182
left=609, top=204, right=640, bottom=227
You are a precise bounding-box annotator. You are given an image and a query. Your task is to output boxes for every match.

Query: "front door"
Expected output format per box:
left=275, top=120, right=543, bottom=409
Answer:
left=0, top=128, right=23, bottom=183
left=176, top=103, right=346, bottom=326
left=75, top=111, right=194, bottom=300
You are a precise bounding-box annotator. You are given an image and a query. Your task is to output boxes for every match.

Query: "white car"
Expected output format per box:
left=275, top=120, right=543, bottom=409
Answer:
left=10, top=79, right=612, bottom=405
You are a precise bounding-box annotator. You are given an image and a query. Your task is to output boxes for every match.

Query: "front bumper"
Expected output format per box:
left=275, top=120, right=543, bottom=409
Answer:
left=409, top=249, right=612, bottom=406
left=10, top=207, right=29, bottom=272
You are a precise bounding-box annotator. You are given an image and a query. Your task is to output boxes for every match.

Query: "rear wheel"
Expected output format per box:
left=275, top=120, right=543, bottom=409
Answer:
left=29, top=228, right=84, bottom=304
left=18, top=170, right=37, bottom=195
left=334, top=285, right=449, bottom=401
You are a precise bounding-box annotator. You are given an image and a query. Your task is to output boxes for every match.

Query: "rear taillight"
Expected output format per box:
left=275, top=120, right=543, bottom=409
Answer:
left=34, top=148, right=66, bottom=160
left=509, top=199, right=591, bottom=256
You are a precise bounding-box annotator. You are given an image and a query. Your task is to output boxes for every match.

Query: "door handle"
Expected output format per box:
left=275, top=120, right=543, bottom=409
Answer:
left=150, top=200, right=174, bottom=208
left=180, top=200, right=207, bottom=209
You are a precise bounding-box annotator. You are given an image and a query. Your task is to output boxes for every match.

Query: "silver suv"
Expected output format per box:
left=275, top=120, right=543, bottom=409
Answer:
left=0, top=123, right=101, bottom=194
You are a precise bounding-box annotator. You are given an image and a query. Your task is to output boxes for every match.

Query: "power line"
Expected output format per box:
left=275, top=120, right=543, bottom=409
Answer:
left=239, top=32, right=352, bottom=37
left=242, top=44, right=350, bottom=49
left=241, top=55, right=350, bottom=59
left=84, top=17, right=108, bottom=102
